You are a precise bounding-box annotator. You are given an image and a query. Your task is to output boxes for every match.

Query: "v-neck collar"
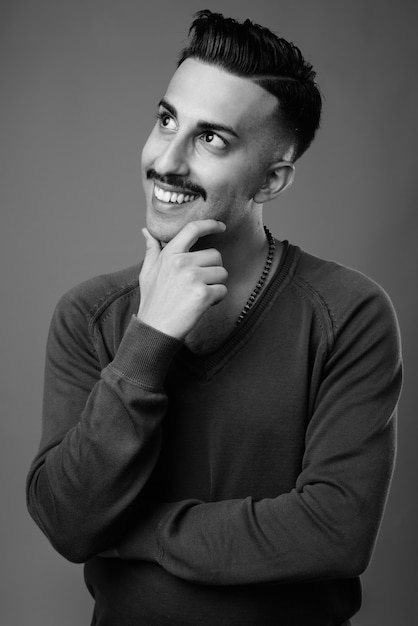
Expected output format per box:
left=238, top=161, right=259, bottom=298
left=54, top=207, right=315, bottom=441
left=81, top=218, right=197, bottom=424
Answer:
left=175, top=241, right=298, bottom=381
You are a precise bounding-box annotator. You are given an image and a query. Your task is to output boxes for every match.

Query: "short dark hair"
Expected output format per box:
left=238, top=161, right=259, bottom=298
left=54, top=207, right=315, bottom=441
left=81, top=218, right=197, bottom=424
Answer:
left=178, top=10, right=322, bottom=161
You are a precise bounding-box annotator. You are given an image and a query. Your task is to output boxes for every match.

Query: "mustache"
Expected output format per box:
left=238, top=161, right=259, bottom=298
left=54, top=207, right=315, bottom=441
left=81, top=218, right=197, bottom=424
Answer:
left=147, top=169, right=207, bottom=201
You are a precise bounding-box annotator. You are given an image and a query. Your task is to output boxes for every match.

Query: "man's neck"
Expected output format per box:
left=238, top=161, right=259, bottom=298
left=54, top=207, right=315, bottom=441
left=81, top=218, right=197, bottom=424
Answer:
left=183, top=217, right=283, bottom=354
left=193, top=217, right=272, bottom=288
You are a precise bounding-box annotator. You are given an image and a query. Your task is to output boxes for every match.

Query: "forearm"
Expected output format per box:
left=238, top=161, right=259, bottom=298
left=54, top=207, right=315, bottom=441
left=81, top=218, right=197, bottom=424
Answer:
left=107, top=286, right=402, bottom=585
left=27, top=313, right=181, bottom=563
left=110, top=413, right=396, bottom=585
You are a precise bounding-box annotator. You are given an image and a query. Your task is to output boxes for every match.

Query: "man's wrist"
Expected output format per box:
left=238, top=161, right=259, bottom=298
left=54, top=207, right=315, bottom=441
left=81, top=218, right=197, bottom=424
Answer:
left=107, top=316, right=182, bottom=390
left=136, top=313, right=186, bottom=341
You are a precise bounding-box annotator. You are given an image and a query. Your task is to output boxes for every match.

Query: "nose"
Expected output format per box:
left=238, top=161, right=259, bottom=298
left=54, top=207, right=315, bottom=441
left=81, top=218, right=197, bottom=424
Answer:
left=153, top=134, right=190, bottom=177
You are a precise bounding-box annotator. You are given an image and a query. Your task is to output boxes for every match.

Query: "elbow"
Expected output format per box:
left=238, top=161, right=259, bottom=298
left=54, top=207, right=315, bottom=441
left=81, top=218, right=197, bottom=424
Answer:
left=28, top=504, right=94, bottom=563
left=345, top=536, right=374, bottom=577
left=26, top=469, right=102, bottom=563
left=320, top=526, right=375, bottom=579
left=26, top=494, right=98, bottom=564
left=35, top=518, right=99, bottom=563
left=50, top=537, right=94, bottom=564
left=341, top=517, right=378, bottom=577
left=333, top=548, right=371, bottom=579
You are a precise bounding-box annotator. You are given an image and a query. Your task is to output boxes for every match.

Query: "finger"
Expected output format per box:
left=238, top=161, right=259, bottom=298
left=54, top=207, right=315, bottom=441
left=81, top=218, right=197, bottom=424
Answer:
left=141, top=228, right=161, bottom=273
left=188, top=248, right=223, bottom=267
left=207, top=283, right=228, bottom=306
left=199, top=266, right=229, bottom=285
left=167, top=220, right=226, bottom=254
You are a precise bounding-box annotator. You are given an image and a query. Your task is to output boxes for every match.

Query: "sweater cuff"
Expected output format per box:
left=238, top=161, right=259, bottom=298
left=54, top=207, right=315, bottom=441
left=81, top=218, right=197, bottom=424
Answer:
left=108, top=316, right=182, bottom=390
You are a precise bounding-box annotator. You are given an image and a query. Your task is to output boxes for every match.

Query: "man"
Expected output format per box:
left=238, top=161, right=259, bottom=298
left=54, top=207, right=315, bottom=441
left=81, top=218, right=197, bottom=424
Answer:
left=26, top=10, right=402, bottom=626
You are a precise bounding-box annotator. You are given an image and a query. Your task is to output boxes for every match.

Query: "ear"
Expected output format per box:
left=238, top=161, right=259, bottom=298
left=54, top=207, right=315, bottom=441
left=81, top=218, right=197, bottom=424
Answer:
left=253, top=162, right=295, bottom=204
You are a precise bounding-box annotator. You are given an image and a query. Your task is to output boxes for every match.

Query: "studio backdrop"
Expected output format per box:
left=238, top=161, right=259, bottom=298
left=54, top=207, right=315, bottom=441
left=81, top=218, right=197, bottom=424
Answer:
left=1, top=1, right=416, bottom=624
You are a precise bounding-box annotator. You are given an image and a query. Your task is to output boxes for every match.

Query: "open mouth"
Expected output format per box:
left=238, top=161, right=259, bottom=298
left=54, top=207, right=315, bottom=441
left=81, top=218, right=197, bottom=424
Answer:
left=153, top=183, right=198, bottom=205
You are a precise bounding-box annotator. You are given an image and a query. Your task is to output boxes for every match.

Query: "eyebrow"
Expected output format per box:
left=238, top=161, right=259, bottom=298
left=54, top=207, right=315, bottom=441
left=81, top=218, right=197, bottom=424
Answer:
left=158, top=98, right=239, bottom=139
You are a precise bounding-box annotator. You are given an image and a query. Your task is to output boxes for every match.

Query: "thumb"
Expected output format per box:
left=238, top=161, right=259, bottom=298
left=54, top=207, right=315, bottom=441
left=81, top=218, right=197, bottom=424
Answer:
left=141, top=227, right=161, bottom=271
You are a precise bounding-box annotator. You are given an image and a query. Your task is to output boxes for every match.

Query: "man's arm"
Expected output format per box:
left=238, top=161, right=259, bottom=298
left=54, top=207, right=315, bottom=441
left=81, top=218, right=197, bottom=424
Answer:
left=26, top=300, right=181, bottom=563
left=106, top=280, right=402, bottom=585
left=26, top=219, right=228, bottom=563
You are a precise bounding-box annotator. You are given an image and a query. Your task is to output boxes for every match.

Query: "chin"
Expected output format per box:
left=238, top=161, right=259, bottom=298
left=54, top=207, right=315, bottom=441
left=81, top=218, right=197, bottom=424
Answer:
left=146, top=220, right=183, bottom=244
left=145, top=205, right=204, bottom=244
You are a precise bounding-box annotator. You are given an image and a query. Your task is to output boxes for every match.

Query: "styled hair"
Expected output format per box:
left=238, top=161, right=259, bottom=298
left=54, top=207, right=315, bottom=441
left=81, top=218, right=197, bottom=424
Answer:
left=178, top=10, right=322, bottom=161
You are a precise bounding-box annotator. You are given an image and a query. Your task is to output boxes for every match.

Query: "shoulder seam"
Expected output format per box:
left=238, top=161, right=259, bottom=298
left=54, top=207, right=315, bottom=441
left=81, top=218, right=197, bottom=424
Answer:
left=57, top=267, right=140, bottom=359
left=87, top=280, right=139, bottom=340
left=86, top=279, right=138, bottom=323
left=291, top=272, right=336, bottom=352
left=99, top=289, right=138, bottom=326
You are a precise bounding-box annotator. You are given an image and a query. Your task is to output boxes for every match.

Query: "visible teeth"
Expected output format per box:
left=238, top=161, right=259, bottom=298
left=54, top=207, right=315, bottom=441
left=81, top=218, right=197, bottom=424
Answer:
left=154, top=184, right=197, bottom=204
left=155, top=185, right=164, bottom=201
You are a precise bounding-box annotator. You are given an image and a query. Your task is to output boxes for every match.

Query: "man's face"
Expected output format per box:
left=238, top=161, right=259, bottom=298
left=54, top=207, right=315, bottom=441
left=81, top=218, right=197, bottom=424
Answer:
left=141, top=58, right=279, bottom=243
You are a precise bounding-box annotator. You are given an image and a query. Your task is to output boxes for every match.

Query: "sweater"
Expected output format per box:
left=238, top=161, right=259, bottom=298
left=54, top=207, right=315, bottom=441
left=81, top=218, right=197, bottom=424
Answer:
left=26, top=242, right=402, bottom=625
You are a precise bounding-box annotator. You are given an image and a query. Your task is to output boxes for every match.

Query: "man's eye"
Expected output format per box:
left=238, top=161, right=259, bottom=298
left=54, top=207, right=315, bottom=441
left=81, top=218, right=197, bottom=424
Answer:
left=201, top=132, right=226, bottom=149
left=156, top=113, right=176, bottom=130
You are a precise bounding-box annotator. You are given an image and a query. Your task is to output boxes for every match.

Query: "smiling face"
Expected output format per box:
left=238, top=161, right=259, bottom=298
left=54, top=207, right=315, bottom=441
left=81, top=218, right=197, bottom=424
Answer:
left=141, top=58, right=283, bottom=243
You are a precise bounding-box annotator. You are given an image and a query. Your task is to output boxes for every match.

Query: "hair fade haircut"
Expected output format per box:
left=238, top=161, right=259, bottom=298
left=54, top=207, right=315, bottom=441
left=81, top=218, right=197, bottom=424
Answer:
left=178, top=10, right=322, bottom=161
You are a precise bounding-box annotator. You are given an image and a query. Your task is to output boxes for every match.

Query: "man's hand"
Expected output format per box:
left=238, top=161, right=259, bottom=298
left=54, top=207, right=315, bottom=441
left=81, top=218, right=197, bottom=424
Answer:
left=137, top=220, right=228, bottom=340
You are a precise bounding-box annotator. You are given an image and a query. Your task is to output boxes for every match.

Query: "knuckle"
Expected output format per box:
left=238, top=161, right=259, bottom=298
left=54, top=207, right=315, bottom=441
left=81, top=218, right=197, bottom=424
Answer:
left=220, top=285, right=228, bottom=299
left=220, top=268, right=229, bottom=282
left=185, top=221, right=199, bottom=238
left=213, top=267, right=228, bottom=283
left=172, top=254, right=186, bottom=270
left=209, top=248, right=223, bottom=265
left=194, top=283, right=209, bottom=302
left=212, top=284, right=228, bottom=305
left=184, top=267, right=198, bottom=282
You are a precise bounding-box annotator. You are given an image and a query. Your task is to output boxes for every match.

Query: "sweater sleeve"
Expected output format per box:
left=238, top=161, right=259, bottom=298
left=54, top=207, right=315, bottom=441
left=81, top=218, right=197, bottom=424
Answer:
left=26, top=292, right=181, bottom=563
left=108, top=284, right=402, bottom=585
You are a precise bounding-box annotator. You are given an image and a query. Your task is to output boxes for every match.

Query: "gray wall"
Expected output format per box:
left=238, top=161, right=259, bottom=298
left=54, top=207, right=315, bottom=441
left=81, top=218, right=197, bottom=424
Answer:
left=1, top=1, right=416, bottom=624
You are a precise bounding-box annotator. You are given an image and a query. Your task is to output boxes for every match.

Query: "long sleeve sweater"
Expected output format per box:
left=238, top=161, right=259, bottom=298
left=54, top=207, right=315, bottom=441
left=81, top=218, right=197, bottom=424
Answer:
left=26, top=242, right=402, bottom=625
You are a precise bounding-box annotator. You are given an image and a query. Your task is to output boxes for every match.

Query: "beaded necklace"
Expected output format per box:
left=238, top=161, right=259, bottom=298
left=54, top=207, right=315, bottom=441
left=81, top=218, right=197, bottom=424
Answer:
left=235, top=226, right=275, bottom=326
